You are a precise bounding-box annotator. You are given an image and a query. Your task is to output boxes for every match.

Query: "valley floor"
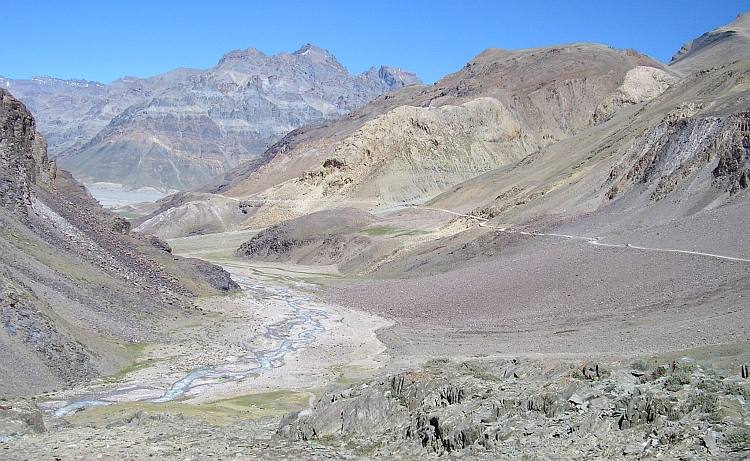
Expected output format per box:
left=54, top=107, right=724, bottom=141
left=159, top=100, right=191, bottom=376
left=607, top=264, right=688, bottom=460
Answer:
left=3, top=212, right=750, bottom=459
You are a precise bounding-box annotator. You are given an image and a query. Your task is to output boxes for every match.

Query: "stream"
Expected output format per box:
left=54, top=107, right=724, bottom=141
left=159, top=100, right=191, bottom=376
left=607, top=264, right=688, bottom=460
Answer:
left=53, top=278, right=326, bottom=418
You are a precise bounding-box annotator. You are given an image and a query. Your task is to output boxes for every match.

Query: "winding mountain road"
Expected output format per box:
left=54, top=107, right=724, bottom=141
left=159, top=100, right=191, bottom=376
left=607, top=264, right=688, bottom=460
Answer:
left=424, top=207, right=750, bottom=264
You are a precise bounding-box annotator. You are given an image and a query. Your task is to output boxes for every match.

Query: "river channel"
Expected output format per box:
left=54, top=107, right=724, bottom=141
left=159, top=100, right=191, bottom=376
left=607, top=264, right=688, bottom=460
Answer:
left=54, top=277, right=327, bottom=418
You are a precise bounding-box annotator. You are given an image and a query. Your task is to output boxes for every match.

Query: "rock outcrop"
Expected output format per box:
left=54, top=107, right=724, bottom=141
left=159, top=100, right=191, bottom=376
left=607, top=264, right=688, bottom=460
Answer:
left=593, top=66, right=677, bottom=123
left=0, top=88, right=53, bottom=214
left=604, top=108, right=750, bottom=202
left=235, top=208, right=378, bottom=273
left=279, top=358, right=750, bottom=459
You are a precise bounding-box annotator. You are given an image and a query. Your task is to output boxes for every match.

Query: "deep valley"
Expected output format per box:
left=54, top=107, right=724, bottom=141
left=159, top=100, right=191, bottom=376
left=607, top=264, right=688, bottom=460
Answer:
left=2, top=12, right=750, bottom=460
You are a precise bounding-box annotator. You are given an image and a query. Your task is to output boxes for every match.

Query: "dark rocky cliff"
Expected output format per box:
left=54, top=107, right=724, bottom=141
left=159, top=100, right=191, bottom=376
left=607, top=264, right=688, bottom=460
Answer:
left=0, top=89, right=53, bottom=214
left=0, top=88, right=238, bottom=397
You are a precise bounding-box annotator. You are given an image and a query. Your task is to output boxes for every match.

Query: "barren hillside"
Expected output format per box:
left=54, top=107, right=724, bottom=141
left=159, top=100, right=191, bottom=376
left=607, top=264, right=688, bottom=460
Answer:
left=137, top=43, right=676, bottom=238
left=4, top=13, right=750, bottom=461
left=0, top=88, right=238, bottom=397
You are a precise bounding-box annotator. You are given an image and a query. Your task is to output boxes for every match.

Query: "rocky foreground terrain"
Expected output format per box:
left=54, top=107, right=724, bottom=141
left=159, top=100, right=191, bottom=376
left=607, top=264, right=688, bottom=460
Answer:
left=2, top=356, right=749, bottom=460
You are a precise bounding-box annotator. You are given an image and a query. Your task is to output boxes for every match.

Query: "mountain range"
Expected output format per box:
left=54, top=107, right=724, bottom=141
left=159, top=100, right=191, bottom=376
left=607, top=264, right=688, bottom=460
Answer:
left=131, top=13, right=750, bottom=281
left=1, top=44, right=420, bottom=192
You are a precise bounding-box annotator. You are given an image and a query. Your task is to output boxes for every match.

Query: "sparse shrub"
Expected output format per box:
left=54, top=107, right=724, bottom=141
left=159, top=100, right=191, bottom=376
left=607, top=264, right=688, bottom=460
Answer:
left=706, top=410, right=725, bottom=423
left=675, top=361, right=697, bottom=373
left=322, top=158, right=346, bottom=169
left=725, top=428, right=750, bottom=448
left=630, top=359, right=650, bottom=372
left=425, top=358, right=451, bottom=368
left=650, top=365, right=670, bottom=380
left=727, top=383, right=750, bottom=400
left=317, top=433, right=337, bottom=444
left=666, top=383, right=683, bottom=392
left=695, top=379, right=721, bottom=393
left=392, top=392, right=409, bottom=408
left=459, top=361, right=503, bottom=382
left=665, top=369, right=693, bottom=391
left=361, top=225, right=397, bottom=236
left=667, top=408, right=683, bottom=421
left=668, top=392, right=721, bottom=422
left=688, top=394, right=719, bottom=414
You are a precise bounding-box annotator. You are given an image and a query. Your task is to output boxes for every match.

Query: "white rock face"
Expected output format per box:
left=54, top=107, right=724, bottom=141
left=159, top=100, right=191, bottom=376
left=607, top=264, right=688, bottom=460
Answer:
left=594, top=66, right=678, bottom=123
left=248, top=98, right=534, bottom=222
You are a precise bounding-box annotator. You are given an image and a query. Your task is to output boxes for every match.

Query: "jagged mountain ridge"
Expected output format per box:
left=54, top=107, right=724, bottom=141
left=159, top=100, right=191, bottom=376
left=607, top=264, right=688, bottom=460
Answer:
left=0, top=69, right=202, bottom=164
left=2, top=44, right=421, bottom=192
left=0, top=88, right=238, bottom=397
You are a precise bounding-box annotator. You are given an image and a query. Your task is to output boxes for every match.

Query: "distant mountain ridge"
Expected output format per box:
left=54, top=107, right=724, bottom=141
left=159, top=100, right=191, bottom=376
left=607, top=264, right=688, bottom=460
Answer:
left=2, top=44, right=421, bottom=192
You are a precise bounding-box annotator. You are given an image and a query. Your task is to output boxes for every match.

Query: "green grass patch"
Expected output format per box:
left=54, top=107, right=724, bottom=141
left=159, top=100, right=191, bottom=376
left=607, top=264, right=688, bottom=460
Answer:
left=102, top=342, right=156, bottom=383
left=215, top=391, right=309, bottom=414
left=65, top=390, right=310, bottom=427
left=333, top=366, right=381, bottom=385
left=113, top=211, right=145, bottom=221
left=124, top=342, right=148, bottom=358
left=188, top=252, right=238, bottom=263
left=393, top=230, right=426, bottom=237
left=8, top=233, right=116, bottom=288
left=361, top=225, right=398, bottom=236
left=361, top=225, right=426, bottom=238
left=375, top=246, right=404, bottom=263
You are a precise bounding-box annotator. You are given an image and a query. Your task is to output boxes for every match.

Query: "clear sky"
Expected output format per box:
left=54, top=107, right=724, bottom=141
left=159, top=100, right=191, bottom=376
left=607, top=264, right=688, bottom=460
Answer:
left=2, top=1, right=748, bottom=85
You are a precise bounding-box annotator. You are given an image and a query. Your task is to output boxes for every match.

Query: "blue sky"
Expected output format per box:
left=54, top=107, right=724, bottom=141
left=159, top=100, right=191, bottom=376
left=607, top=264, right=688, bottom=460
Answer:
left=3, top=1, right=748, bottom=85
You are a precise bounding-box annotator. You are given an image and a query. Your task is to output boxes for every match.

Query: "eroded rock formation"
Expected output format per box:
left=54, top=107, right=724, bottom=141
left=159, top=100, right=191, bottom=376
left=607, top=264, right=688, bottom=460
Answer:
left=279, top=358, right=750, bottom=459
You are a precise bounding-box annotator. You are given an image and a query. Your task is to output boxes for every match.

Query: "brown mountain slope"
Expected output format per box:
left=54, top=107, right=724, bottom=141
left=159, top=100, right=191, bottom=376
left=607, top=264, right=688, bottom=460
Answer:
left=225, top=43, right=671, bottom=202
left=428, top=58, right=750, bottom=228
left=137, top=14, right=750, bottom=279
left=345, top=58, right=750, bottom=278
left=137, top=43, right=674, bottom=238
left=669, top=12, right=750, bottom=73
left=0, top=88, right=238, bottom=397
